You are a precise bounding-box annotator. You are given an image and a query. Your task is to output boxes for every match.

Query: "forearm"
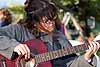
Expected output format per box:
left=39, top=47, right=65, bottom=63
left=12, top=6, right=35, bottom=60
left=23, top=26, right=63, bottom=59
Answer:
left=77, top=55, right=97, bottom=67
left=0, top=25, right=21, bottom=59
left=0, top=36, right=20, bottom=59
left=0, top=32, right=20, bottom=59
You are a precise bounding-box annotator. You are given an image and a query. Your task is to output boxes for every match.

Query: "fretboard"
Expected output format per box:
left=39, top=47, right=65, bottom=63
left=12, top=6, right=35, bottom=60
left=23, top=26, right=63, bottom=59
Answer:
left=34, top=41, right=91, bottom=64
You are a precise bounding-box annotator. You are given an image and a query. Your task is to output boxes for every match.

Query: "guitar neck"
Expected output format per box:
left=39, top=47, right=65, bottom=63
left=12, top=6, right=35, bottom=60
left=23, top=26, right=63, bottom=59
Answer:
left=34, top=41, right=89, bottom=64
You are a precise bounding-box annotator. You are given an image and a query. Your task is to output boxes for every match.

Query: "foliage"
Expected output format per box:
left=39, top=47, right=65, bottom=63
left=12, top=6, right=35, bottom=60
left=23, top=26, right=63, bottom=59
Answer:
left=8, top=5, right=25, bottom=23
left=52, top=0, right=100, bottom=20
left=8, top=5, right=25, bottom=15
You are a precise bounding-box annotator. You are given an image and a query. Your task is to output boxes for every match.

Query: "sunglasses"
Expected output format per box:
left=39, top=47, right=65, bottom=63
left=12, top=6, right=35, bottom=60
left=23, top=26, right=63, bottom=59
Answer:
left=42, top=15, right=57, bottom=23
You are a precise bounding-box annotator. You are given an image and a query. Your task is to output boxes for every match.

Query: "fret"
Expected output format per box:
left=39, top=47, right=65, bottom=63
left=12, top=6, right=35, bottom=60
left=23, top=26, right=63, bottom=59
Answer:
left=34, top=40, right=100, bottom=64
left=61, top=49, right=65, bottom=56
left=81, top=44, right=87, bottom=51
left=79, top=45, right=84, bottom=52
left=53, top=51, right=58, bottom=59
left=39, top=54, right=43, bottom=63
left=50, top=51, right=57, bottom=59
left=74, top=46, right=79, bottom=53
left=50, top=51, right=54, bottom=60
left=72, top=47, right=76, bottom=53
left=54, top=51, right=57, bottom=59
left=57, top=50, right=61, bottom=58
left=41, top=53, right=46, bottom=62
left=81, top=45, right=86, bottom=52
left=52, top=49, right=64, bottom=59
left=68, top=47, right=74, bottom=54
left=46, top=52, right=50, bottom=61
left=59, top=49, right=63, bottom=57
left=45, top=52, right=49, bottom=62
left=45, top=52, right=50, bottom=62
left=49, top=51, right=53, bottom=60
left=80, top=45, right=84, bottom=51
left=82, top=44, right=87, bottom=51
left=84, top=43, right=89, bottom=50
left=57, top=49, right=61, bottom=57
left=40, top=53, right=47, bottom=62
left=70, top=47, right=76, bottom=53
left=72, top=46, right=76, bottom=53
left=34, top=55, right=38, bottom=64
left=56, top=50, right=60, bottom=58
left=63, top=48, right=66, bottom=55
left=77, top=45, right=82, bottom=52
left=37, top=55, right=41, bottom=63
left=65, top=47, right=70, bottom=55
left=43, top=53, right=47, bottom=62
left=70, top=47, right=75, bottom=54
left=39, top=54, right=42, bottom=62
left=51, top=51, right=55, bottom=59
left=73, top=45, right=85, bottom=53
left=63, top=48, right=69, bottom=55
left=35, top=54, right=41, bottom=64
left=51, top=51, right=54, bottom=59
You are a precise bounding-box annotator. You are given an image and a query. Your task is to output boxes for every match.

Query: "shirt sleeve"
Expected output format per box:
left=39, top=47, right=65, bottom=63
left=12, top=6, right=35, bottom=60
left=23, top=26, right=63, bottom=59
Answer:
left=0, top=25, right=20, bottom=59
left=67, top=55, right=97, bottom=67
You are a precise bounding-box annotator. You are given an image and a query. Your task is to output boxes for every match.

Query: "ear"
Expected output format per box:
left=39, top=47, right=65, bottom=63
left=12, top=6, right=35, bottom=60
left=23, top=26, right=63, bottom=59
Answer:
left=34, top=24, right=37, bottom=27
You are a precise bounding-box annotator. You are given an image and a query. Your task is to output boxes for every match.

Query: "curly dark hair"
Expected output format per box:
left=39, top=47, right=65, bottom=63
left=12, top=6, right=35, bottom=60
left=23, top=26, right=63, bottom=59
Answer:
left=0, top=8, right=12, bottom=24
left=19, top=0, right=61, bottom=30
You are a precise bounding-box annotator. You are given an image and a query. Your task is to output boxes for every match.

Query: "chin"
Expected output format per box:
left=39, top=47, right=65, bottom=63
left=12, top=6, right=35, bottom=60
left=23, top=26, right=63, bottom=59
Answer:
left=46, top=30, right=53, bottom=33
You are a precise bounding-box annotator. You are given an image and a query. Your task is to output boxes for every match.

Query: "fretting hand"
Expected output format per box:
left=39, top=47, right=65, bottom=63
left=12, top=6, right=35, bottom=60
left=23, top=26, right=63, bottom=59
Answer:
left=84, top=40, right=100, bottom=61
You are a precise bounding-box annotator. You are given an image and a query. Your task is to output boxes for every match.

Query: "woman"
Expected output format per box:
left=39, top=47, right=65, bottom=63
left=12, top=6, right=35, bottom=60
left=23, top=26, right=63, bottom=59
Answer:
left=0, top=0, right=99, bottom=67
left=0, top=8, right=12, bottom=27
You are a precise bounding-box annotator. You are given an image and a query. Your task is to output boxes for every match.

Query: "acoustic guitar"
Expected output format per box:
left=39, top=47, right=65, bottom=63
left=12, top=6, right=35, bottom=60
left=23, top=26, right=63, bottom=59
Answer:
left=0, top=39, right=99, bottom=67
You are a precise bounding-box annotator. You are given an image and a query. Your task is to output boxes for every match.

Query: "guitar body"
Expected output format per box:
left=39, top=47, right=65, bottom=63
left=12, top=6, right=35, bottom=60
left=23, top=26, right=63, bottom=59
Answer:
left=0, top=55, right=17, bottom=67
left=24, top=39, right=52, bottom=67
left=0, top=39, right=52, bottom=67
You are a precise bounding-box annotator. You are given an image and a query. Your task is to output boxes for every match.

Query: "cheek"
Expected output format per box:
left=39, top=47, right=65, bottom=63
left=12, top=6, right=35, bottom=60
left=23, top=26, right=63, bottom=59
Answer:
left=0, top=14, right=4, bottom=20
left=40, top=22, right=55, bottom=31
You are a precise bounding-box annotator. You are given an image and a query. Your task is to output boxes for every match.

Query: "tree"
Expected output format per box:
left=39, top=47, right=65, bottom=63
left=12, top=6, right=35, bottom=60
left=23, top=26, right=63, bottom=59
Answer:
left=8, top=5, right=25, bottom=23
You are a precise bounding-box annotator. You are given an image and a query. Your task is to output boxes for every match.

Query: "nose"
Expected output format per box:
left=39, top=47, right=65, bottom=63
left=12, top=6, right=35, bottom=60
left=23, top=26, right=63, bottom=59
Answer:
left=46, top=20, right=54, bottom=24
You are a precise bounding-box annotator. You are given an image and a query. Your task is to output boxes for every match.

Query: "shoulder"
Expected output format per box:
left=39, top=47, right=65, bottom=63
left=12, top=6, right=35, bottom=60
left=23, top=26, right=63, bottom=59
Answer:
left=54, top=30, right=72, bottom=47
left=0, top=24, right=27, bottom=33
left=54, top=30, right=69, bottom=41
left=1, top=23, right=24, bottom=30
left=54, top=30, right=67, bottom=38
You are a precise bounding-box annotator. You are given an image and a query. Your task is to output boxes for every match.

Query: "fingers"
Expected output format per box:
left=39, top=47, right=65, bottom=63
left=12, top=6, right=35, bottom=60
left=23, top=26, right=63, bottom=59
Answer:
left=24, top=44, right=30, bottom=59
left=88, top=41, right=100, bottom=54
left=14, top=44, right=30, bottom=60
left=88, top=41, right=93, bottom=51
left=95, top=41, right=100, bottom=49
left=84, top=40, right=100, bottom=60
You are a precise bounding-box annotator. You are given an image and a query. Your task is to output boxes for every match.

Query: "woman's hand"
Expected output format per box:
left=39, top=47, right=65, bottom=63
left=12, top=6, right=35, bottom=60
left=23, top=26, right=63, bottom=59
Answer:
left=84, top=40, right=100, bottom=61
left=14, top=44, right=36, bottom=66
left=14, top=44, right=30, bottom=60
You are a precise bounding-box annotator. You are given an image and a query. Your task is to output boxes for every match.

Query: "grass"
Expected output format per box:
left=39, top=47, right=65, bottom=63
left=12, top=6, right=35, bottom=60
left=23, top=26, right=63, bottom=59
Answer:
left=97, top=50, right=100, bottom=57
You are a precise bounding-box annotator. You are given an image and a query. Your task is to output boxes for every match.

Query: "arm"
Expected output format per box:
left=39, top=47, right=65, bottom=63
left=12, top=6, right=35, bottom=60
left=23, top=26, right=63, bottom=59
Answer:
left=61, top=32, right=99, bottom=67
left=69, top=55, right=97, bottom=67
left=0, top=25, right=20, bottom=59
left=0, top=24, right=36, bottom=67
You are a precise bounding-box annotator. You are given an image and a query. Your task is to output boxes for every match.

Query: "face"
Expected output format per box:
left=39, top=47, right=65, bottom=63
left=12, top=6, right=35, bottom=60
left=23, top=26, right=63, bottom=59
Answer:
left=0, top=11, right=4, bottom=20
left=36, top=16, right=55, bottom=33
